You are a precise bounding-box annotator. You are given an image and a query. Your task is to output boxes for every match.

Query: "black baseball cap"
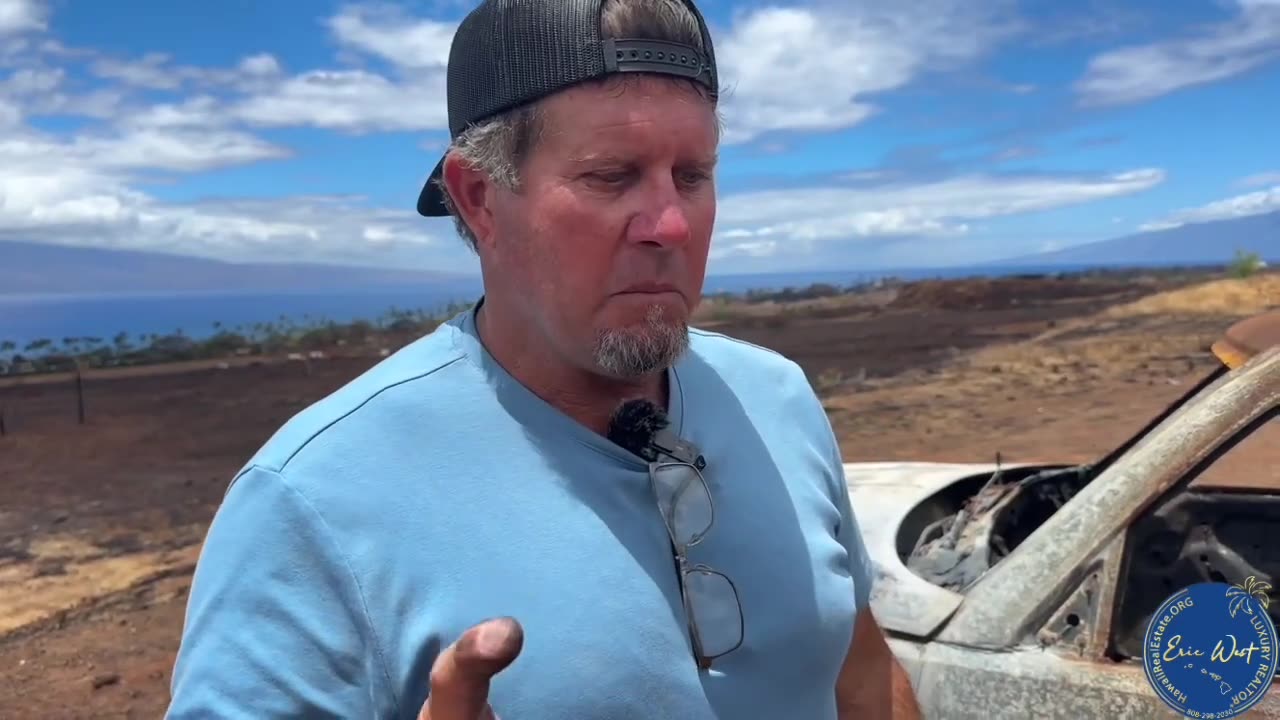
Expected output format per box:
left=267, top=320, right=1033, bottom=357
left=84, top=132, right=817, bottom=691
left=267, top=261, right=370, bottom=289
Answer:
left=416, top=0, right=719, bottom=217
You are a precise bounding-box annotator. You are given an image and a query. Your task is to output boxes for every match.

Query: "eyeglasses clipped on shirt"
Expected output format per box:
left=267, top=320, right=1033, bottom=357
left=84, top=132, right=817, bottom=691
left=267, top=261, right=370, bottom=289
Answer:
left=646, top=431, right=744, bottom=670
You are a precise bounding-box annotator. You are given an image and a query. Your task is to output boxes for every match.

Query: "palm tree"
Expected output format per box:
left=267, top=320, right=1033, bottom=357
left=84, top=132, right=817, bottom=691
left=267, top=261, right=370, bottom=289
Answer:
left=25, top=338, right=52, bottom=355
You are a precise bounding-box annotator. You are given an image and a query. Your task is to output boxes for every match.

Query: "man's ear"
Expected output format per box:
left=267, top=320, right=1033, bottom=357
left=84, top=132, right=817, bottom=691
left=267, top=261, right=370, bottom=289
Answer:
left=441, top=153, right=497, bottom=248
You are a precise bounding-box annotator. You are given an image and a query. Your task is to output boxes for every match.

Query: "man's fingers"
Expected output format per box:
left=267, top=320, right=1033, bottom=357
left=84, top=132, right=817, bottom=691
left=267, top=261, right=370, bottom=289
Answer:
left=420, top=617, right=524, bottom=720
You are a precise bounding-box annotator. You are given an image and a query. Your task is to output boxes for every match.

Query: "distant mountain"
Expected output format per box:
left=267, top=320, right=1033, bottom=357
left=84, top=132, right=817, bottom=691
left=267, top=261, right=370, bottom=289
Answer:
left=996, top=210, right=1280, bottom=267
left=0, top=240, right=475, bottom=295
left=6, top=209, right=1277, bottom=296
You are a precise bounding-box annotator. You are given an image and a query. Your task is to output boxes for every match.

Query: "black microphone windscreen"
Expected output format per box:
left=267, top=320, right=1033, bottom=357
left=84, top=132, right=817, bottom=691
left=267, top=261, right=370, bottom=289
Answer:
left=606, top=398, right=669, bottom=460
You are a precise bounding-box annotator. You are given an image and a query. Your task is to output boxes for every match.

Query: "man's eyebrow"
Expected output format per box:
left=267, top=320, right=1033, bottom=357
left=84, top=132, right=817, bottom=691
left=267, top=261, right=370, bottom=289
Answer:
left=694, top=152, right=719, bottom=169
left=567, top=151, right=626, bottom=165
left=565, top=151, right=719, bottom=168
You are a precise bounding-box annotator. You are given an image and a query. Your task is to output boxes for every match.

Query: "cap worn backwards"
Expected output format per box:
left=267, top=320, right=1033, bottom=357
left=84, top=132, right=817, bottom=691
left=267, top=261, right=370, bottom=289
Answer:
left=416, top=0, right=719, bottom=218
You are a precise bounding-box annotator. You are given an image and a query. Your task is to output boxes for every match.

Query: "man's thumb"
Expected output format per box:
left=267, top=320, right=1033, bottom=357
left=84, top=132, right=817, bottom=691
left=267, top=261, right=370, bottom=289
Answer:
left=420, top=617, right=524, bottom=720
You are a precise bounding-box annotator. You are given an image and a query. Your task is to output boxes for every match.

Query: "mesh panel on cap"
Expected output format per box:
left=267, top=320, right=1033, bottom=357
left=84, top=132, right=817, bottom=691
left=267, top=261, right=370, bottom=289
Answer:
left=447, top=0, right=606, bottom=136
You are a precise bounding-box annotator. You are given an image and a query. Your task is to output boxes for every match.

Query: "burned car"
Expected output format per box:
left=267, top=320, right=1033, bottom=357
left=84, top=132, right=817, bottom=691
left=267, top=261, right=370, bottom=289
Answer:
left=844, top=309, right=1280, bottom=718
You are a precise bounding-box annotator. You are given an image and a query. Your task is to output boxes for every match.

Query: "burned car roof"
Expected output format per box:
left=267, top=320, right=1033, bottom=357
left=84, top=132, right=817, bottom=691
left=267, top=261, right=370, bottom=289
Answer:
left=1213, top=307, right=1280, bottom=369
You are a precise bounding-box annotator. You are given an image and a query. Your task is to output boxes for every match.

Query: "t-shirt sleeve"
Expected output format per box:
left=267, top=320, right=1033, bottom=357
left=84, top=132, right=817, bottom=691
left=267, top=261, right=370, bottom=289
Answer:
left=830, top=443, right=876, bottom=614
left=166, top=464, right=394, bottom=719
left=813, top=396, right=877, bottom=615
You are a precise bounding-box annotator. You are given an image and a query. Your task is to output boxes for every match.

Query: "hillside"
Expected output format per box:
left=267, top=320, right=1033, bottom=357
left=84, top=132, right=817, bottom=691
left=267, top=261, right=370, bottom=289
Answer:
left=0, top=240, right=471, bottom=295
left=998, top=210, right=1279, bottom=267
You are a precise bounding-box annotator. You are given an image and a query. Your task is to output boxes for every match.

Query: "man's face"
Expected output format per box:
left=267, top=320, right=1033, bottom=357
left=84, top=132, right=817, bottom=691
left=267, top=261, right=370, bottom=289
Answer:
left=483, top=76, right=718, bottom=379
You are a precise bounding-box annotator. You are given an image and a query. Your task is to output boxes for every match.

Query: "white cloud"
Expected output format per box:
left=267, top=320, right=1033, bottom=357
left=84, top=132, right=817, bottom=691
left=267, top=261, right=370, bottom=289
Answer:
left=712, top=169, right=1166, bottom=258
left=0, top=0, right=46, bottom=35
left=1238, top=171, right=1280, bottom=188
left=0, top=98, right=19, bottom=126
left=78, top=129, right=291, bottom=172
left=2, top=65, right=59, bottom=93
left=326, top=4, right=453, bottom=69
left=128, top=197, right=440, bottom=264
left=233, top=69, right=447, bottom=132
left=716, top=0, right=1019, bottom=142
left=1075, top=0, right=1280, bottom=106
left=0, top=128, right=449, bottom=266
left=1139, top=185, right=1280, bottom=231
left=239, top=53, right=281, bottom=77
left=118, top=96, right=226, bottom=130
left=86, top=50, right=287, bottom=93
left=224, top=0, right=1017, bottom=141
left=1, top=0, right=1015, bottom=147
left=5, top=48, right=280, bottom=126
left=1030, top=3, right=1155, bottom=47
left=90, top=53, right=184, bottom=90
left=219, top=6, right=453, bottom=134
left=28, top=87, right=128, bottom=119
left=0, top=2, right=465, bottom=268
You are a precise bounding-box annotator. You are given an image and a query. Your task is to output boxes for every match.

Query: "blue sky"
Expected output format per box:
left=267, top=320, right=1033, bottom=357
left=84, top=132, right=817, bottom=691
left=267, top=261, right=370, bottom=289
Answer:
left=1, top=0, right=1278, bottom=276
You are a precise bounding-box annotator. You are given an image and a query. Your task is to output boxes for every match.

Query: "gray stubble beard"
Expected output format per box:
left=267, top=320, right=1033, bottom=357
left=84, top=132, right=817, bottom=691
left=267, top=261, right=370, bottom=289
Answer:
left=592, top=303, right=690, bottom=378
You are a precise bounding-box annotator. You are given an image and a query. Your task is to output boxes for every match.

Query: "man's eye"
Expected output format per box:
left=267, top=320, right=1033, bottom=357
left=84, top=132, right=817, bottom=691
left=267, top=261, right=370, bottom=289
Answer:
left=587, top=171, right=629, bottom=186
left=677, top=170, right=711, bottom=188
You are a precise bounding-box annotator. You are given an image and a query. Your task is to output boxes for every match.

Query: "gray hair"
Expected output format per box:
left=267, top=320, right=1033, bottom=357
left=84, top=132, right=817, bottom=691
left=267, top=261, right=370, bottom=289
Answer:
left=434, top=0, right=720, bottom=251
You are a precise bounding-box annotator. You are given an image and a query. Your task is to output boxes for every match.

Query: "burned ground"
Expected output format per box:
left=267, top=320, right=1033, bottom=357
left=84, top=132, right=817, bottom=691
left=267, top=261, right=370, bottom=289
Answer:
left=0, top=269, right=1275, bottom=718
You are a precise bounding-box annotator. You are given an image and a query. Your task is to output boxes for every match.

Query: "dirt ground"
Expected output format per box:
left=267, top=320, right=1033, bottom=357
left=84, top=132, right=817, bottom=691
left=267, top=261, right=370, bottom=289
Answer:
left=0, top=270, right=1276, bottom=718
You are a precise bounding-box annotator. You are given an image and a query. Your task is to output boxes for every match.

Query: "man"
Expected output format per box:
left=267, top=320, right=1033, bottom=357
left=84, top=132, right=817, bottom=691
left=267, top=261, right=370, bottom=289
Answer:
left=166, top=0, right=920, bottom=718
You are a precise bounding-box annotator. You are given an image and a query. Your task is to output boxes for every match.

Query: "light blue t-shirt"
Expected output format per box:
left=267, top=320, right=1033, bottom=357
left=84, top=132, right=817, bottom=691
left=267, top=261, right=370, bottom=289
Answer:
left=167, top=302, right=876, bottom=719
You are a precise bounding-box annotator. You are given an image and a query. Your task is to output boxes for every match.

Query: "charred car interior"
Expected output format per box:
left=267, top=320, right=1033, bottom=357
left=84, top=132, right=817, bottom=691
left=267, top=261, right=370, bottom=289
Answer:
left=897, top=365, right=1234, bottom=594
left=900, top=462, right=1090, bottom=591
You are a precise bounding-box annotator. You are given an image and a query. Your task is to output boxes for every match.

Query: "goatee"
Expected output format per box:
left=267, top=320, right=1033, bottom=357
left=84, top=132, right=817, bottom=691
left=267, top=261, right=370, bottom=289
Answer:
left=592, top=304, right=689, bottom=378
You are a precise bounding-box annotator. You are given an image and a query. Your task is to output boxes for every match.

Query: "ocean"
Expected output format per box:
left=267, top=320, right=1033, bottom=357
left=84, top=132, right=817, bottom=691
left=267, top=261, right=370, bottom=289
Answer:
left=0, top=264, right=1119, bottom=349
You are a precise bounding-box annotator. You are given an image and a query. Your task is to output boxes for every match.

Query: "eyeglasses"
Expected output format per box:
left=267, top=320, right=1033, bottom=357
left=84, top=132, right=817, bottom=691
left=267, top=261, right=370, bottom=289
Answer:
left=649, top=454, right=744, bottom=670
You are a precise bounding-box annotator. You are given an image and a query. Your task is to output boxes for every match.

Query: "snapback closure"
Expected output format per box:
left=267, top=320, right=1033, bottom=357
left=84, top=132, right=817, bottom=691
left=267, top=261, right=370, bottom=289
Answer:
left=603, top=38, right=713, bottom=85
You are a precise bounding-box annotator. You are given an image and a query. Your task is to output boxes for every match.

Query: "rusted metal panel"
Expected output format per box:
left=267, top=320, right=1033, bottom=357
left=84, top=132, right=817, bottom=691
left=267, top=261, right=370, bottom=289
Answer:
left=911, top=641, right=1280, bottom=719
left=1086, top=533, right=1127, bottom=659
left=1214, top=309, right=1280, bottom=369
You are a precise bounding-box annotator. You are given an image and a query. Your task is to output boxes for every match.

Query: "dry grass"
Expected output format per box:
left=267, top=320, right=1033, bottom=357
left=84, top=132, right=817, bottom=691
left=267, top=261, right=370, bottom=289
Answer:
left=1101, top=272, right=1280, bottom=318
left=0, top=536, right=199, bottom=636
left=822, top=274, right=1273, bottom=461
left=692, top=289, right=897, bottom=325
left=952, top=273, right=1279, bottom=387
left=964, top=317, right=1219, bottom=383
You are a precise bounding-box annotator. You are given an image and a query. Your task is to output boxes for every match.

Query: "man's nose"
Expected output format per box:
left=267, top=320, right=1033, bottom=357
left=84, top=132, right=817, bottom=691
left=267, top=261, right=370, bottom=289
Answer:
left=626, top=175, right=691, bottom=248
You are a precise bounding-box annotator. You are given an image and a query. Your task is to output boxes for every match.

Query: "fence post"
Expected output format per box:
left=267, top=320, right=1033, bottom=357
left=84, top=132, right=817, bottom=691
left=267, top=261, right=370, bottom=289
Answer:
left=75, top=365, right=86, bottom=425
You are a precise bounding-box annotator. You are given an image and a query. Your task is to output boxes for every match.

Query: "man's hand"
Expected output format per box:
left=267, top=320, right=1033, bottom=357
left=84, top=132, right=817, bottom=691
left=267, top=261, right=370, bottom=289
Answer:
left=419, top=617, right=524, bottom=720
